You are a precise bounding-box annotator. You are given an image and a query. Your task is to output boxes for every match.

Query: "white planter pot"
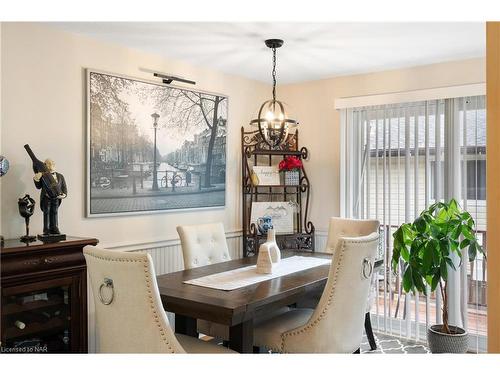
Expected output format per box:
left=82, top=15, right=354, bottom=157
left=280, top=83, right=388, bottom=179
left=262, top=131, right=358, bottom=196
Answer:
left=284, top=170, right=300, bottom=185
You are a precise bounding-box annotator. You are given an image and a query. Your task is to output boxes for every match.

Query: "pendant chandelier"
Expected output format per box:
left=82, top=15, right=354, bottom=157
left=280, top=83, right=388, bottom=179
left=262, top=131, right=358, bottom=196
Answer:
left=250, top=39, right=298, bottom=149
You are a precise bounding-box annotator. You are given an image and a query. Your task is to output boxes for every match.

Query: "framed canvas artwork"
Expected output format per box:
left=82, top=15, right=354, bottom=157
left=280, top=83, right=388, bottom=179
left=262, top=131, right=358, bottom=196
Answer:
left=86, top=69, right=228, bottom=216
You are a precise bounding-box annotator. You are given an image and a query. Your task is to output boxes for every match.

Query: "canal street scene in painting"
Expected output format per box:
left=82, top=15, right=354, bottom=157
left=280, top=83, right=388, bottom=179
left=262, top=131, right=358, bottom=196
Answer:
left=87, top=71, right=227, bottom=215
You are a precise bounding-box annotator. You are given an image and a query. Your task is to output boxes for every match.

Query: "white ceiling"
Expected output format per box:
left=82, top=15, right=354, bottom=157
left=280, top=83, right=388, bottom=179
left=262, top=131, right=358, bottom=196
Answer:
left=53, top=22, right=485, bottom=84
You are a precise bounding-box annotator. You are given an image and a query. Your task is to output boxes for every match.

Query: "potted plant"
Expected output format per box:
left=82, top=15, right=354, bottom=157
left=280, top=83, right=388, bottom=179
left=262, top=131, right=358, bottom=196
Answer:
left=278, top=156, right=302, bottom=185
left=392, top=199, right=485, bottom=353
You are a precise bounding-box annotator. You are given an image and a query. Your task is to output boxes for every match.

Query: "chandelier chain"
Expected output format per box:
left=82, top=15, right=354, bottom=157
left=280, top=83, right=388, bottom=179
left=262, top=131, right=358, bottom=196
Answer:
left=272, top=47, right=277, bottom=102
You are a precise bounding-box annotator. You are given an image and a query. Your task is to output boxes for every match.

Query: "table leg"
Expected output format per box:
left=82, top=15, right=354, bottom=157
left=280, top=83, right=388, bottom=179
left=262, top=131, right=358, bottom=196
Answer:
left=175, top=314, right=198, bottom=337
left=229, top=319, right=253, bottom=353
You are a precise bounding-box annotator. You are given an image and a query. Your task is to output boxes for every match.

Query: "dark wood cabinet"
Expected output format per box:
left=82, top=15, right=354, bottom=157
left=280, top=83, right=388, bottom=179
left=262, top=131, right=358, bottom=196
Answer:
left=1, top=236, right=98, bottom=353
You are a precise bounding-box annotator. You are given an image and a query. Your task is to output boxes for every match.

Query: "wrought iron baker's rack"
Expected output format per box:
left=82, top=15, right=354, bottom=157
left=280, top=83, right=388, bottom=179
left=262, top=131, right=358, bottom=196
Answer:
left=241, top=126, right=315, bottom=257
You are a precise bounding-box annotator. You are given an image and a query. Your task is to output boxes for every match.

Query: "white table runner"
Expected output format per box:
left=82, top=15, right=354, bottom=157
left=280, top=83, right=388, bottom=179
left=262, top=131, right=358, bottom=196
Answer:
left=183, top=256, right=331, bottom=291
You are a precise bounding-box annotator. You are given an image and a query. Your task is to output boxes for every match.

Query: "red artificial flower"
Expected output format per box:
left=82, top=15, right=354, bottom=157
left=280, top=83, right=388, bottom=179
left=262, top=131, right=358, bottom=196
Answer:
left=279, top=156, right=303, bottom=171
left=279, top=159, right=287, bottom=171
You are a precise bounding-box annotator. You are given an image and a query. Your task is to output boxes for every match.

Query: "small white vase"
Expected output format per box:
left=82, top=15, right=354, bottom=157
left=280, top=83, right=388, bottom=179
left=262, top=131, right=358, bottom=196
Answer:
left=266, top=229, right=281, bottom=264
left=256, top=242, right=273, bottom=274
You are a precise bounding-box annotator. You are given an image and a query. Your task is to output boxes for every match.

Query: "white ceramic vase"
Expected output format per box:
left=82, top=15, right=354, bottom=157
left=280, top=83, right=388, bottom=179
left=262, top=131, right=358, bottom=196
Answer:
left=256, top=242, right=273, bottom=274
left=266, top=229, right=281, bottom=264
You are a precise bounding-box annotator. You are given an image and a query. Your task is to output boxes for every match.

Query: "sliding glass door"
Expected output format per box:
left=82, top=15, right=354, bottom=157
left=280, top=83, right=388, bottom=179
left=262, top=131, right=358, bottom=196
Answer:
left=340, top=96, right=486, bottom=352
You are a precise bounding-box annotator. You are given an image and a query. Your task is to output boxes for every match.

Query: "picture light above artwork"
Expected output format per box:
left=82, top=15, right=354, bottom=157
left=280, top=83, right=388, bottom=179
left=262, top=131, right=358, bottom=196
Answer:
left=153, top=72, right=196, bottom=86
left=138, top=67, right=196, bottom=85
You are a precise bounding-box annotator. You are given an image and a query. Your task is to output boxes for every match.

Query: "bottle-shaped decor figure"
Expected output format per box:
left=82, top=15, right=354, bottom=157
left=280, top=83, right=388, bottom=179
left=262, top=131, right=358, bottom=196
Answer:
left=24, top=144, right=68, bottom=239
left=256, top=242, right=273, bottom=274
left=266, top=229, right=281, bottom=263
left=24, top=144, right=62, bottom=199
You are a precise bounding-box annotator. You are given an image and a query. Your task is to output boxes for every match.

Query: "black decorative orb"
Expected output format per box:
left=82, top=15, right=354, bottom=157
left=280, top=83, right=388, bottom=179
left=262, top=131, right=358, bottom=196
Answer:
left=250, top=99, right=298, bottom=148
left=0, top=155, right=9, bottom=177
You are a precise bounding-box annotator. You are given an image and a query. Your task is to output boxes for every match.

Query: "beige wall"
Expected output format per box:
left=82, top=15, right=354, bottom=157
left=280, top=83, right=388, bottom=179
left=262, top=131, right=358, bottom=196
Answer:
left=279, top=58, right=485, bottom=232
left=0, top=23, right=486, bottom=246
left=0, top=23, right=269, bottom=246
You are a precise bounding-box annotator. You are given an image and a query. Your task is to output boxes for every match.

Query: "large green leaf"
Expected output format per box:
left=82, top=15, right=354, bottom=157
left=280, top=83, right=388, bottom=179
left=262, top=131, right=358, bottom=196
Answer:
left=448, top=199, right=459, bottom=215
left=414, top=216, right=427, bottom=233
left=461, top=226, right=475, bottom=240
left=430, top=239, right=441, bottom=264
left=468, top=241, right=477, bottom=261
left=460, top=238, right=471, bottom=249
left=431, top=273, right=440, bottom=291
left=450, top=221, right=462, bottom=240
left=436, top=206, right=449, bottom=223
left=430, top=223, right=442, bottom=238
left=401, top=244, right=410, bottom=262
left=412, top=269, right=426, bottom=294
left=439, top=238, right=450, bottom=256
left=403, top=267, right=413, bottom=293
left=422, top=247, right=432, bottom=272
left=445, top=257, right=456, bottom=271
left=461, top=211, right=472, bottom=223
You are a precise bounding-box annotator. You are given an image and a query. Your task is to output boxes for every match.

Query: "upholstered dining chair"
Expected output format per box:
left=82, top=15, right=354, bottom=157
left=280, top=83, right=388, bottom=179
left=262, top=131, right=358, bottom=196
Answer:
left=177, top=222, right=231, bottom=270
left=297, top=217, right=380, bottom=350
left=324, top=217, right=380, bottom=255
left=176, top=222, right=231, bottom=340
left=253, top=232, right=380, bottom=353
left=84, top=247, right=235, bottom=353
left=176, top=222, right=289, bottom=341
left=325, top=217, right=380, bottom=350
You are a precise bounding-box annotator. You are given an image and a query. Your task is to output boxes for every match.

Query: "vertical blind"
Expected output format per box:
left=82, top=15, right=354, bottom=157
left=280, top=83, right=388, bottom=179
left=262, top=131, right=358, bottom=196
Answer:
left=340, top=96, right=487, bottom=352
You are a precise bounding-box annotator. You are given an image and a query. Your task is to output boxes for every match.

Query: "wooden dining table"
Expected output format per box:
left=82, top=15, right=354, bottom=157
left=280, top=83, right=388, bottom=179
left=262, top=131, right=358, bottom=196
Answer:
left=156, top=250, right=332, bottom=353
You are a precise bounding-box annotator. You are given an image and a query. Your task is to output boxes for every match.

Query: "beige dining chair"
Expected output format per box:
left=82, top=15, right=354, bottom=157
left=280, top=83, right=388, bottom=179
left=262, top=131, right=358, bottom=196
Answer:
left=298, top=217, right=380, bottom=350
left=253, top=232, right=379, bottom=353
left=177, top=222, right=231, bottom=270
left=177, top=222, right=289, bottom=341
left=84, top=247, right=235, bottom=353
left=325, top=217, right=380, bottom=350
left=324, top=217, right=380, bottom=254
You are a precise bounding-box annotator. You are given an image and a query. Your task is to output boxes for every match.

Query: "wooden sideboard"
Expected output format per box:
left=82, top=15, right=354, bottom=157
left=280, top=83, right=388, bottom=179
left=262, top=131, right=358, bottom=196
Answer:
left=0, top=236, right=98, bottom=353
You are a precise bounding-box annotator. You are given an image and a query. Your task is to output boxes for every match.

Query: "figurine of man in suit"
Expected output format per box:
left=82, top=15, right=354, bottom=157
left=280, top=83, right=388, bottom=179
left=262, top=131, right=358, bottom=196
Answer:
left=33, top=159, right=67, bottom=236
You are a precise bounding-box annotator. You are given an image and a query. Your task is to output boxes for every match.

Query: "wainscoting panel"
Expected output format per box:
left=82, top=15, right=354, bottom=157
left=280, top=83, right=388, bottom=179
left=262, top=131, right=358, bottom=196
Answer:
left=139, top=243, right=185, bottom=276
left=314, top=231, right=328, bottom=253
left=87, top=230, right=327, bottom=352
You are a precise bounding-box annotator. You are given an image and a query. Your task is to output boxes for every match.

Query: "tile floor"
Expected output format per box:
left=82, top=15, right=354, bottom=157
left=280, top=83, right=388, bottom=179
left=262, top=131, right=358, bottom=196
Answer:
left=206, top=332, right=431, bottom=353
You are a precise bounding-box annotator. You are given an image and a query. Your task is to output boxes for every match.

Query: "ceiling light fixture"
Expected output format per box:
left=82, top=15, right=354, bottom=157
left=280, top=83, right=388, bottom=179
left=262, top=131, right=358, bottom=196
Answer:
left=250, top=39, right=298, bottom=149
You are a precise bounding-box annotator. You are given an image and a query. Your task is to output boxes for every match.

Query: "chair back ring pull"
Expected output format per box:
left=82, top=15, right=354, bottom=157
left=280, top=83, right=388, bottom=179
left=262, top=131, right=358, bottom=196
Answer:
left=98, top=277, right=115, bottom=305
left=362, top=258, right=373, bottom=279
